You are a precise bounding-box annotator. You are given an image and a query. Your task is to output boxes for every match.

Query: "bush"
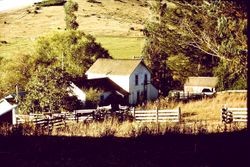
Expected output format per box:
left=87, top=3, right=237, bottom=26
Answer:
left=85, top=88, right=102, bottom=108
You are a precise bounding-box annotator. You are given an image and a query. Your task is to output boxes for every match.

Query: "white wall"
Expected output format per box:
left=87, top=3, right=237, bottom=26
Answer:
left=184, top=86, right=215, bottom=93
left=129, top=64, right=157, bottom=104
left=86, top=63, right=159, bottom=105
left=108, top=75, right=130, bottom=92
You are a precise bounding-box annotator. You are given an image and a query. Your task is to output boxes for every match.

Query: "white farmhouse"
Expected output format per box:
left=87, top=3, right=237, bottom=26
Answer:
left=85, top=58, right=158, bottom=105
left=184, top=77, right=218, bottom=94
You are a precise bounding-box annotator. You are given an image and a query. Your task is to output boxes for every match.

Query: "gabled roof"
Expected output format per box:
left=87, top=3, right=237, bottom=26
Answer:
left=86, top=58, right=149, bottom=76
left=184, top=77, right=218, bottom=87
left=0, top=99, right=17, bottom=116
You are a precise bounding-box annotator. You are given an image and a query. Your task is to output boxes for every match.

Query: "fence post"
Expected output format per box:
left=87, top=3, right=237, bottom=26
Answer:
left=178, top=107, right=181, bottom=123
left=156, top=106, right=159, bottom=133
left=132, top=107, right=135, bottom=119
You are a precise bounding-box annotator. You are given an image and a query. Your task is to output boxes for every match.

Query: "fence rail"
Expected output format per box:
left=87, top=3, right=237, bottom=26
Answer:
left=132, top=108, right=181, bottom=123
left=221, top=107, right=247, bottom=123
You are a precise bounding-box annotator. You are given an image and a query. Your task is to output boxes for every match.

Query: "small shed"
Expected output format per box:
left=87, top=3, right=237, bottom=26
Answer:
left=0, top=99, right=17, bottom=125
left=184, top=77, right=218, bottom=93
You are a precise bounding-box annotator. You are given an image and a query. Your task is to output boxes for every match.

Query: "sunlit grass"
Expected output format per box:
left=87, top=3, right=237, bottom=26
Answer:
left=96, top=36, right=144, bottom=59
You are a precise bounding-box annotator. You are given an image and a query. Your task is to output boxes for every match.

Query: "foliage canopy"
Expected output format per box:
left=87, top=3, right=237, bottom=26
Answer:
left=143, top=0, right=247, bottom=93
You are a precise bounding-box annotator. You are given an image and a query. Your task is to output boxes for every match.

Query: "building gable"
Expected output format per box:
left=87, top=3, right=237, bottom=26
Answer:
left=86, top=58, right=150, bottom=76
left=184, top=77, right=218, bottom=88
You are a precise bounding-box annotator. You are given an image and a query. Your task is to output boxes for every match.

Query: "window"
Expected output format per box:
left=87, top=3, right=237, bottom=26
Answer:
left=135, top=75, right=138, bottom=86
left=144, top=74, right=148, bottom=84
left=137, top=91, right=140, bottom=103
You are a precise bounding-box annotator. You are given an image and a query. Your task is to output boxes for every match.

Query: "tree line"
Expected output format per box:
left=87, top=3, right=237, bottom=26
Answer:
left=143, top=0, right=247, bottom=96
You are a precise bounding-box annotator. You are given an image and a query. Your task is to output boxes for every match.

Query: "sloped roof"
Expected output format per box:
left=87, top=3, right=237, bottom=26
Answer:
left=184, top=77, right=218, bottom=87
left=86, top=58, right=148, bottom=76
left=0, top=99, right=17, bottom=116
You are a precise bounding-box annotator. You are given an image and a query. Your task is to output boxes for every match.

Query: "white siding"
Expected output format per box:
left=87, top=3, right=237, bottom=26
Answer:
left=86, top=63, right=158, bottom=105
left=87, top=73, right=108, bottom=79
left=184, top=86, right=215, bottom=93
left=129, top=64, right=158, bottom=104
left=108, top=75, right=130, bottom=92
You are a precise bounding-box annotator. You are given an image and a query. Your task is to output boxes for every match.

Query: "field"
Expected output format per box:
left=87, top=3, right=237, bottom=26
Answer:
left=0, top=0, right=148, bottom=59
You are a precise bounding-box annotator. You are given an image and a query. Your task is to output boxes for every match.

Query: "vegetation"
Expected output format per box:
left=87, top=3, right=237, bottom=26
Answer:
left=143, top=0, right=247, bottom=94
left=64, top=0, right=79, bottom=30
left=34, top=30, right=110, bottom=77
left=19, top=67, right=82, bottom=114
left=96, top=36, right=144, bottom=59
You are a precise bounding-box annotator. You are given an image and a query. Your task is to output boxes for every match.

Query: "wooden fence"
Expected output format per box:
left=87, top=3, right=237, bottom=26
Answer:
left=221, top=108, right=247, bottom=123
left=131, top=108, right=181, bottom=123
left=16, top=109, right=95, bottom=129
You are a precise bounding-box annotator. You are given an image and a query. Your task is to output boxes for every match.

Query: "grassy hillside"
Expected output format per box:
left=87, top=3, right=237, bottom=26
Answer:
left=0, top=0, right=148, bottom=59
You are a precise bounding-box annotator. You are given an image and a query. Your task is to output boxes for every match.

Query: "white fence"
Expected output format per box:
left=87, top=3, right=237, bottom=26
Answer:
left=228, top=108, right=247, bottom=122
left=221, top=108, right=247, bottom=123
left=131, top=108, right=181, bottom=123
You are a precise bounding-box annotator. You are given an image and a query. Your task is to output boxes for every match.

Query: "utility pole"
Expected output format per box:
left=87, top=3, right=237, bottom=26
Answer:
left=15, top=84, right=19, bottom=103
left=61, top=52, right=64, bottom=70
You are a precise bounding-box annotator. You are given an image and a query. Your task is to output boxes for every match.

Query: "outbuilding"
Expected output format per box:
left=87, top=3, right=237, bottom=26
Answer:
left=184, top=77, right=218, bottom=94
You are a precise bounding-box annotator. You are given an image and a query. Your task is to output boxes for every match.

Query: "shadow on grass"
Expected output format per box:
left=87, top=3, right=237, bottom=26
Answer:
left=0, top=130, right=249, bottom=167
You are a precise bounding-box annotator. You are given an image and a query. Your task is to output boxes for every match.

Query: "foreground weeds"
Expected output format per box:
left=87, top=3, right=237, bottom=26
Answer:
left=0, top=120, right=247, bottom=137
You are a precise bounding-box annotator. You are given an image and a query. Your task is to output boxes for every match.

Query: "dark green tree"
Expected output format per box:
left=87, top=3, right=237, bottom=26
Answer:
left=64, top=0, right=79, bottom=30
left=20, top=66, right=81, bottom=114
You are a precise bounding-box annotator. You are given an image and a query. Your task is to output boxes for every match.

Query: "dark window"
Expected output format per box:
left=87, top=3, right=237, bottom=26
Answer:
left=137, top=91, right=140, bottom=103
left=135, top=75, right=138, bottom=85
left=144, top=74, right=148, bottom=84
left=100, top=95, right=104, bottom=101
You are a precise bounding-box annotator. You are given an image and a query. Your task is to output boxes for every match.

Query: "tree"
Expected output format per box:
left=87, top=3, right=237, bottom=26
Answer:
left=34, top=30, right=111, bottom=78
left=0, top=54, right=35, bottom=98
left=20, top=66, right=81, bottom=114
left=143, top=0, right=247, bottom=92
left=64, top=0, right=79, bottom=30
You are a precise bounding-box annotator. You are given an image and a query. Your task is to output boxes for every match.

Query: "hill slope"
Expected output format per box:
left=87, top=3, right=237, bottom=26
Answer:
left=0, top=0, right=148, bottom=58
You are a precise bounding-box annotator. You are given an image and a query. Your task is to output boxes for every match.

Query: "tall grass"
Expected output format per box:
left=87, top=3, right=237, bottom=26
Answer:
left=141, top=92, right=247, bottom=122
left=0, top=92, right=247, bottom=137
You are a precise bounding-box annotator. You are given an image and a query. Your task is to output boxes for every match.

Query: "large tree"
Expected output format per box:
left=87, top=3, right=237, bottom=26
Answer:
left=143, top=0, right=247, bottom=93
left=34, top=30, right=111, bottom=78
left=20, top=66, right=81, bottom=114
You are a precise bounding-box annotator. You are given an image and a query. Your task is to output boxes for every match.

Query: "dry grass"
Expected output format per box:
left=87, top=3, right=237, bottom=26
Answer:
left=0, top=0, right=148, bottom=59
left=52, top=119, right=246, bottom=137
left=0, top=92, right=247, bottom=137
left=142, top=92, right=247, bottom=122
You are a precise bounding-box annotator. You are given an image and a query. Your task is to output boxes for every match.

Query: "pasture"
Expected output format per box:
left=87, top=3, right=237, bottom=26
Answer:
left=0, top=0, right=147, bottom=59
left=0, top=36, right=144, bottom=59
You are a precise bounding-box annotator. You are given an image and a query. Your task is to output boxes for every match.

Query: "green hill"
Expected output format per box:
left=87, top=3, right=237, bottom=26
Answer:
left=0, top=0, right=148, bottom=59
